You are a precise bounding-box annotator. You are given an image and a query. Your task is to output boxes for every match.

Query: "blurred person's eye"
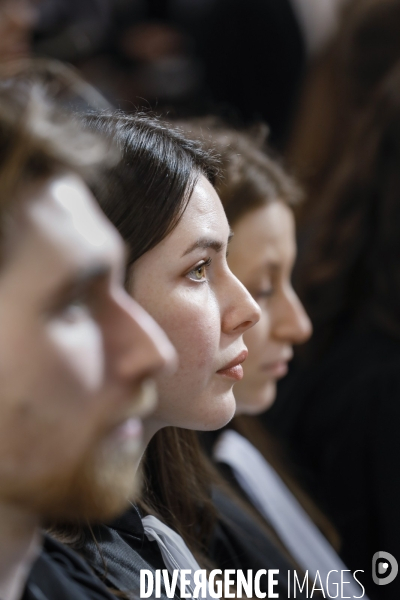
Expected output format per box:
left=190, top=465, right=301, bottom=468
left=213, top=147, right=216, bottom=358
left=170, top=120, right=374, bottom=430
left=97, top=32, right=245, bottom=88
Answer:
left=248, top=273, right=274, bottom=303
left=58, top=292, right=93, bottom=323
left=47, top=264, right=113, bottom=323
left=254, top=287, right=274, bottom=300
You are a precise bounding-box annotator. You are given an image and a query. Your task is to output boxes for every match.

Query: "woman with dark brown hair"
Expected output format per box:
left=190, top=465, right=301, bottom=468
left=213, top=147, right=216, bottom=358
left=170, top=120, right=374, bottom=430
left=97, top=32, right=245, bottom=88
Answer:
left=51, top=112, right=312, bottom=600
left=267, top=60, right=400, bottom=600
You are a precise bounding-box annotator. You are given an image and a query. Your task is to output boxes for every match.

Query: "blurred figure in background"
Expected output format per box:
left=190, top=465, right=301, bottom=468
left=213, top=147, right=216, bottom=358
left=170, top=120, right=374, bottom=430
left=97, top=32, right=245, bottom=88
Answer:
left=32, top=0, right=348, bottom=148
left=34, top=0, right=204, bottom=113
left=173, top=0, right=306, bottom=148
left=288, top=0, right=349, bottom=57
left=266, top=61, right=400, bottom=600
left=0, top=0, right=39, bottom=65
left=34, top=0, right=111, bottom=62
left=287, top=0, right=400, bottom=215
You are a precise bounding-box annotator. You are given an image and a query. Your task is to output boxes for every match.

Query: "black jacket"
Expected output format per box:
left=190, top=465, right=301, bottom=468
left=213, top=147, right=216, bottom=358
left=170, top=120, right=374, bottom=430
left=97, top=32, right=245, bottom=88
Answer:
left=78, top=498, right=307, bottom=600
left=265, top=325, right=400, bottom=600
left=24, top=535, right=116, bottom=600
left=79, top=504, right=180, bottom=600
left=211, top=486, right=308, bottom=599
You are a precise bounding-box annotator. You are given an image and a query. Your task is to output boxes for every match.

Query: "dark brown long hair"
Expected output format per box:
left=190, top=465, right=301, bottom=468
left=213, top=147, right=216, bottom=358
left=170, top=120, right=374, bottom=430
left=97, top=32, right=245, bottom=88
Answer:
left=294, top=60, right=400, bottom=358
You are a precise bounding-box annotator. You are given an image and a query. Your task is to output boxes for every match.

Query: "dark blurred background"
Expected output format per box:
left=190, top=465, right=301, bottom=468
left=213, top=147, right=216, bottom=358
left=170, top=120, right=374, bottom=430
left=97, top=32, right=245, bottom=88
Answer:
left=27, top=0, right=345, bottom=149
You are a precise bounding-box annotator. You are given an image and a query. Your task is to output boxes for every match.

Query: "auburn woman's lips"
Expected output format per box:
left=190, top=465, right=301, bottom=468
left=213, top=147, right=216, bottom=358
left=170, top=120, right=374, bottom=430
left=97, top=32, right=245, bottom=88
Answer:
left=261, top=361, right=289, bottom=378
left=261, top=351, right=293, bottom=378
left=217, top=349, right=248, bottom=381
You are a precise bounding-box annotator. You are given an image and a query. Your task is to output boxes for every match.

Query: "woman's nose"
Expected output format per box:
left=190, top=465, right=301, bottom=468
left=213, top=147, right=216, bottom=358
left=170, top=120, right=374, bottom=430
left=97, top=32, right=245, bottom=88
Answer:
left=272, top=288, right=312, bottom=345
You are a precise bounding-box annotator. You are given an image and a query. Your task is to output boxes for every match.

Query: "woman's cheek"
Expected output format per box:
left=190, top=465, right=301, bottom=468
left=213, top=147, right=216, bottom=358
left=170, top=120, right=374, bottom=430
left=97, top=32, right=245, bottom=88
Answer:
left=160, top=290, right=220, bottom=371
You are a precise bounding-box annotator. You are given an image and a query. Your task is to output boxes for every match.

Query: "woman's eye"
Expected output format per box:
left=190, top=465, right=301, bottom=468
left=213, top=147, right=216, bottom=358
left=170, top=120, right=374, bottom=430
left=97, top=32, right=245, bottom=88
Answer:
left=186, top=258, right=212, bottom=283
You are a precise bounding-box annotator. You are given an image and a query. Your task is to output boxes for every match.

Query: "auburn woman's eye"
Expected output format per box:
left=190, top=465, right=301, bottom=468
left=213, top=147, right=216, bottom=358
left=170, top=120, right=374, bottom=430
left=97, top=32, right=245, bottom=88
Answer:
left=256, top=287, right=274, bottom=298
left=186, top=258, right=212, bottom=283
left=250, top=286, right=274, bottom=304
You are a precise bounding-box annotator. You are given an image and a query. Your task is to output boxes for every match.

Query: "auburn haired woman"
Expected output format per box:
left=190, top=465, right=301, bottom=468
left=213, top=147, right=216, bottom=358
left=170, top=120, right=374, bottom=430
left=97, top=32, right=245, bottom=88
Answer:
left=178, top=119, right=366, bottom=599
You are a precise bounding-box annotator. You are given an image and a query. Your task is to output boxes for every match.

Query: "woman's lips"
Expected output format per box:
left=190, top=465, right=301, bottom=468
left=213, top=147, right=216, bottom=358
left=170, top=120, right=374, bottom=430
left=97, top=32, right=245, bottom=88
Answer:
left=217, top=349, right=248, bottom=381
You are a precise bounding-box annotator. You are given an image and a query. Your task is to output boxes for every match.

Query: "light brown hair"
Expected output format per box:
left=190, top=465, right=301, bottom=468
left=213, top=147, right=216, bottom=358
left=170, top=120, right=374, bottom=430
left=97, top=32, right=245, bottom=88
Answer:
left=177, top=117, right=301, bottom=225
left=0, top=64, right=112, bottom=257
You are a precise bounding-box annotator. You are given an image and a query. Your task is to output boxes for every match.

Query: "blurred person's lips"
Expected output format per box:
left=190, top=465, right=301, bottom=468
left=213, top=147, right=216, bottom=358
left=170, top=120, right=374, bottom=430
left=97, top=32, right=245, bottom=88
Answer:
left=217, top=349, right=248, bottom=381
left=109, top=417, right=143, bottom=443
left=261, top=350, right=293, bottom=378
left=129, top=378, right=158, bottom=419
left=106, top=378, right=158, bottom=441
left=3, top=40, right=30, bottom=59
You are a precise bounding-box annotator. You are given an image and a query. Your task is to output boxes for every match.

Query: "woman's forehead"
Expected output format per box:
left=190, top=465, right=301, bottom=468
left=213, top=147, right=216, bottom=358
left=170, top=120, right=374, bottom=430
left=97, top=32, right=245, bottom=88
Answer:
left=179, top=175, right=229, bottom=234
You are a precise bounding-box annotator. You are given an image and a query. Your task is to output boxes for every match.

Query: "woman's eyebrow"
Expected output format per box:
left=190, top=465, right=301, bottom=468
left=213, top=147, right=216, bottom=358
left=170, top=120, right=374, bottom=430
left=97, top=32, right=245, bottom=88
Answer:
left=182, top=230, right=234, bottom=257
left=182, top=237, right=223, bottom=256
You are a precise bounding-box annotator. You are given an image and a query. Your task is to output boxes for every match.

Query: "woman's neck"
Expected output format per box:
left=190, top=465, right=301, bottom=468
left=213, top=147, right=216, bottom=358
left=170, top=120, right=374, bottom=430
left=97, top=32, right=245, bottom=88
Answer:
left=0, top=502, right=40, bottom=600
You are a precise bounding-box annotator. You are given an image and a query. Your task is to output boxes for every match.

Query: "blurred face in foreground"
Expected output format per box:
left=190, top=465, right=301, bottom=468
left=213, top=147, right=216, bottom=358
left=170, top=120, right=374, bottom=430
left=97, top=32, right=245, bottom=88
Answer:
left=0, top=173, right=175, bottom=522
left=132, top=175, right=261, bottom=433
left=228, top=201, right=312, bottom=415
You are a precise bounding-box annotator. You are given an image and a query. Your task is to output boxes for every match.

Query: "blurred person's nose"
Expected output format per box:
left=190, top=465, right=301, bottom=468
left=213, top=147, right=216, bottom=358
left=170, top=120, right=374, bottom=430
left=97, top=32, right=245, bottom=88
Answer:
left=3, top=0, right=38, bottom=29
left=109, top=289, right=177, bottom=383
left=272, top=286, right=312, bottom=346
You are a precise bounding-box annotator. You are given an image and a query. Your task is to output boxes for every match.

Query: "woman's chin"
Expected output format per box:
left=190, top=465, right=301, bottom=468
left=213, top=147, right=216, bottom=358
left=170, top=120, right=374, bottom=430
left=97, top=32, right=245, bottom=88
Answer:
left=153, top=388, right=236, bottom=432
left=198, top=389, right=236, bottom=431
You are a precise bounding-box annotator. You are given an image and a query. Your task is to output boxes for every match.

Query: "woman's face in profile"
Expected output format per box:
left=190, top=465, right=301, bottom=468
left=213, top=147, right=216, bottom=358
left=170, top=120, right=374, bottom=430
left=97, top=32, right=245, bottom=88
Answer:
left=130, top=175, right=260, bottom=432
left=227, top=201, right=312, bottom=415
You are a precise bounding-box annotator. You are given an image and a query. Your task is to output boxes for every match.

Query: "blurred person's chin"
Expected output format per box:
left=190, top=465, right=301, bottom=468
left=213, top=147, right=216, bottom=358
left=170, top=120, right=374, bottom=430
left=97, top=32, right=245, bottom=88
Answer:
left=0, top=41, right=30, bottom=64
left=0, top=377, right=159, bottom=522
left=0, top=53, right=31, bottom=79
left=2, top=432, right=143, bottom=523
